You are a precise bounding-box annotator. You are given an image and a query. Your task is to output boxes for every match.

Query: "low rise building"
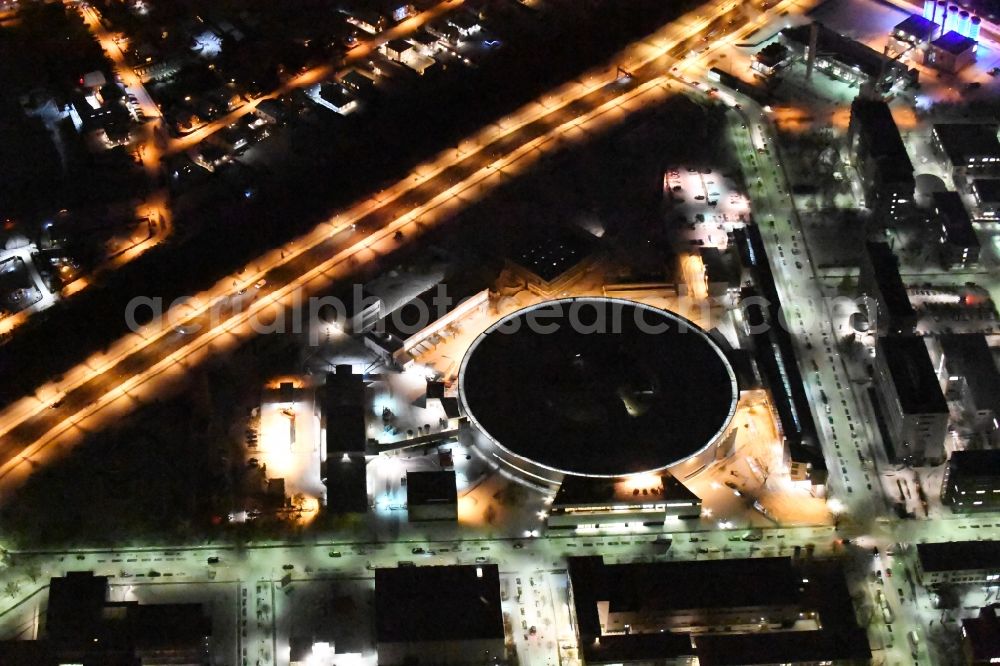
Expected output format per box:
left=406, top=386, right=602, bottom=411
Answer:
left=734, top=227, right=825, bottom=488
left=932, top=124, right=1000, bottom=181
left=0, top=571, right=212, bottom=665
left=699, top=247, right=740, bottom=298
left=942, top=450, right=1000, bottom=513
left=780, top=22, right=917, bottom=92
left=933, top=191, right=980, bottom=268
left=546, top=473, right=701, bottom=531
left=406, top=469, right=458, bottom=521
left=751, top=42, right=790, bottom=77
left=568, top=556, right=870, bottom=665
left=971, top=179, right=1000, bottom=219
left=253, top=98, right=286, bottom=124
left=375, top=564, right=505, bottom=665
left=859, top=243, right=917, bottom=335
left=318, top=366, right=370, bottom=514
left=962, top=605, right=1000, bottom=665
left=384, top=38, right=414, bottom=62
left=314, top=83, right=359, bottom=115
left=344, top=8, right=386, bottom=34
left=848, top=98, right=915, bottom=223
left=933, top=334, right=1000, bottom=435
left=447, top=12, right=481, bottom=37
left=502, top=224, right=599, bottom=298
left=926, top=30, right=977, bottom=72
left=873, top=336, right=949, bottom=464
left=917, top=540, right=1000, bottom=585
left=341, top=69, right=376, bottom=96
left=891, top=14, right=938, bottom=48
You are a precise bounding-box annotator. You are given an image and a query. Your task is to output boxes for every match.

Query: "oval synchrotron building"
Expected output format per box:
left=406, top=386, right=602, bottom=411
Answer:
left=459, top=297, right=739, bottom=485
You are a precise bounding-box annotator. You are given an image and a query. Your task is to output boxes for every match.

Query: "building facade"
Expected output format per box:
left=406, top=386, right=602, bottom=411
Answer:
left=873, top=336, right=949, bottom=464
left=942, top=450, right=1000, bottom=513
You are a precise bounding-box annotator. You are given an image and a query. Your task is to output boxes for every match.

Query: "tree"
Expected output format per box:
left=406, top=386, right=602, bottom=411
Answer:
left=4, top=581, right=20, bottom=598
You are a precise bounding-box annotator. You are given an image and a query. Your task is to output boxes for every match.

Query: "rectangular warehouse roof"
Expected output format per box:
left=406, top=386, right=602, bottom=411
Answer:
left=375, top=564, right=503, bottom=643
left=878, top=336, right=948, bottom=415
left=918, top=540, right=1000, bottom=572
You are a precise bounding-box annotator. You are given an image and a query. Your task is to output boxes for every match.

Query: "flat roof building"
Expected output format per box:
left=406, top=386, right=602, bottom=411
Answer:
left=926, top=30, right=977, bottom=72
left=873, top=336, right=949, bottom=464
left=459, top=298, right=739, bottom=484
left=700, top=247, right=740, bottom=297
left=503, top=224, right=598, bottom=297
left=0, top=571, right=212, bottom=665
left=375, top=564, right=505, bottom=665
left=547, top=473, right=701, bottom=530
left=917, top=540, right=1000, bottom=584
left=933, top=191, right=980, bottom=268
left=932, top=124, right=1000, bottom=180
left=340, top=69, right=376, bottom=95
left=696, top=630, right=872, bottom=666
left=406, top=469, right=457, bottom=521
left=315, top=83, right=359, bottom=115
left=936, top=334, right=1000, bottom=434
left=848, top=99, right=915, bottom=222
left=734, top=227, right=824, bottom=486
left=942, top=450, right=1000, bottom=513
left=780, top=22, right=917, bottom=92
left=859, top=243, right=917, bottom=335
left=568, top=556, right=870, bottom=665
left=962, top=605, right=1000, bottom=665
left=893, top=14, right=938, bottom=44
left=318, top=366, right=370, bottom=514
left=971, top=178, right=1000, bottom=219
left=751, top=42, right=790, bottom=77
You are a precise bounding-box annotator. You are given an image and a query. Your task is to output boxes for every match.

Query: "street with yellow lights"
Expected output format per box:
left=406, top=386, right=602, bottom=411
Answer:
left=4, top=0, right=996, bottom=664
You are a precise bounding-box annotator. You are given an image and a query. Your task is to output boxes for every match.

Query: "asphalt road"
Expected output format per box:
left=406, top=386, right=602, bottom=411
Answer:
left=0, top=0, right=751, bottom=499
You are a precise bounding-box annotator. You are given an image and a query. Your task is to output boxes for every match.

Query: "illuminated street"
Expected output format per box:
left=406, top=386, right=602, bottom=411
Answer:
left=5, top=0, right=1000, bottom=663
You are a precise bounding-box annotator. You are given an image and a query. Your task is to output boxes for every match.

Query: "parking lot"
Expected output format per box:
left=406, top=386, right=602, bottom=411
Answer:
left=665, top=165, right=750, bottom=251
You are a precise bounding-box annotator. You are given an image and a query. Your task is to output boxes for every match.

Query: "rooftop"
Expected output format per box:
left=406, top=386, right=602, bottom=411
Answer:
left=385, top=38, right=413, bottom=54
left=325, top=404, right=367, bottom=456
left=695, top=629, right=872, bottom=666
left=406, top=469, right=457, bottom=506
left=894, top=14, right=937, bottom=41
left=963, top=606, right=1000, bottom=662
left=46, top=571, right=108, bottom=639
left=934, top=191, right=979, bottom=248
left=878, top=336, right=948, bottom=416
left=341, top=69, right=375, bottom=91
left=781, top=22, right=908, bottom=80
left=375, top=565, right=504, bottom=643
left=972, top=178, right=1000, bottom=203
left=569, top=556, right=868, bottom=664
left=948, top=450, right=1000, bottom=477
left=865, top=242, right=916, bottom=322
left=459, top=298, right=738, bottom=478
left=318, top=83, right=356, bottom=110
left=587, top=633, right=695, bottom=663
left=552, top=473, right=699, bottom=508
left=506, top=224, right=597, bottom=283
left=934, top=124, right=1000, bottom=164
left=755, top=42, right=789, bottom=68
left=918, top=540, right=1000, bottom=572
left=940, top=334, right=1000, bottom=415
left=325, top=457, right=368, bottom=513
left=931, top=29, right=977, bottom=54
left=850, top=99, right=914, bottom=184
